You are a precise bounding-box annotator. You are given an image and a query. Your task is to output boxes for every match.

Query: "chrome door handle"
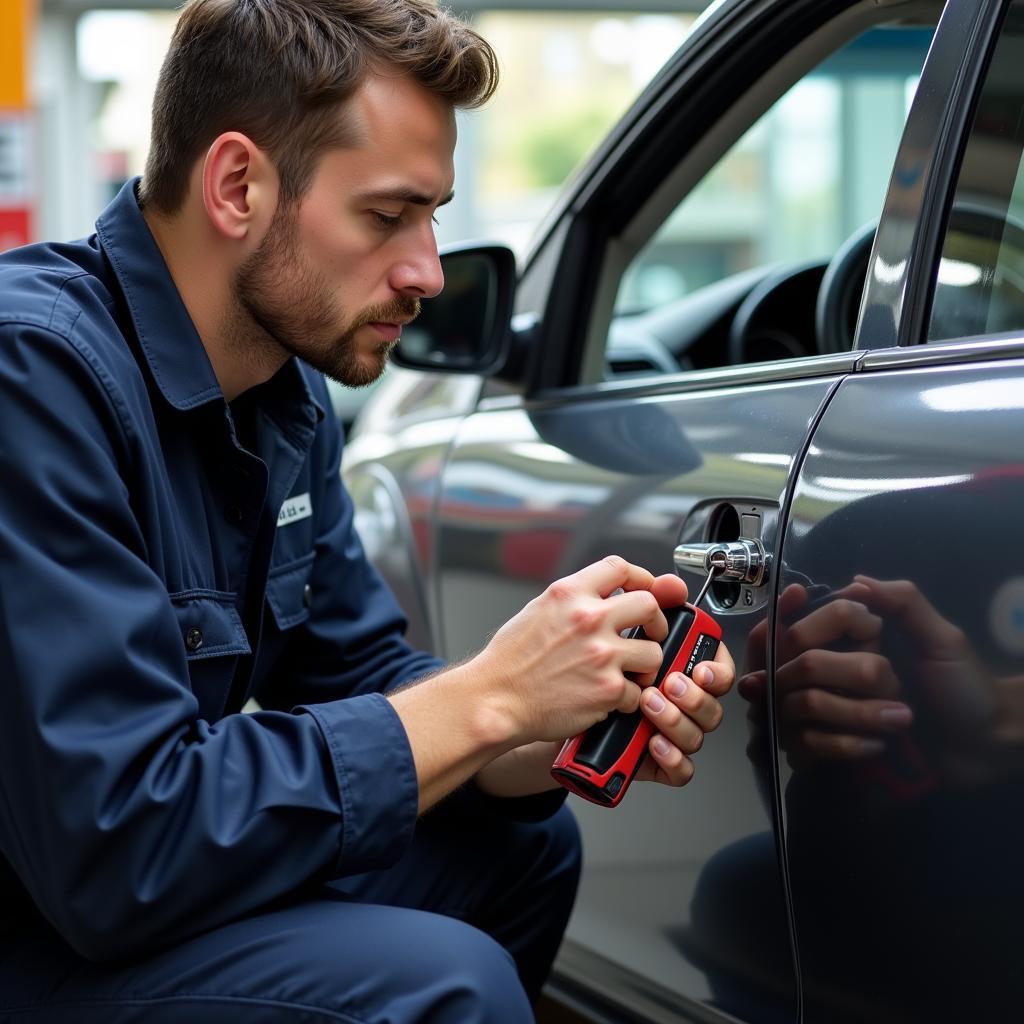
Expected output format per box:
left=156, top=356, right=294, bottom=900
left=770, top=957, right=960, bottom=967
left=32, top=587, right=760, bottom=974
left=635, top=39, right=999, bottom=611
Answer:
left=673, top=539, right=769, bottom=587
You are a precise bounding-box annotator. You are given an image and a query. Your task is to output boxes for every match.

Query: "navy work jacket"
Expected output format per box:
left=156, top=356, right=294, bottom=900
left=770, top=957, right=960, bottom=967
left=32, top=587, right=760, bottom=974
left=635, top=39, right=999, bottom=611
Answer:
left=0, top=180, right=445, bottom=960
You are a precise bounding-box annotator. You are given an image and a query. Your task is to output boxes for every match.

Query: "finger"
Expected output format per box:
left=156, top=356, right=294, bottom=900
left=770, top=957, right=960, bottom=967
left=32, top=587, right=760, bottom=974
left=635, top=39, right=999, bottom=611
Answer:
left=737, top=670, right=766, bottom=703
left=854, top=576, right=968, bottom=659
left=619, top=636, right=664, bottom=679
left=779, top=583, right=810, bottom=618
left=647, top=733, right=696, bottom=786
left=794, top=729, right=887, bottom=761
left=785, top=597, right=883, bottom=653
left=662, top=671, right=724, bottom=733
left=746, top=588, right=806, bottom=671
left=743, top=616, right=770, bottom=675
left=648, top=573, right=688, bottom=609
left=571, top=555, right=656, bottom=599
left=614, top=678, right=644, bottom=714
left=641, top=686, right=705, bottom=754
left=603, top=588, right=664, bottom=636
left=781, top=687, right=913, bottom=735
left=690, top=643, right=735, bottom=696
left=776, top=649, right=901, bottom=699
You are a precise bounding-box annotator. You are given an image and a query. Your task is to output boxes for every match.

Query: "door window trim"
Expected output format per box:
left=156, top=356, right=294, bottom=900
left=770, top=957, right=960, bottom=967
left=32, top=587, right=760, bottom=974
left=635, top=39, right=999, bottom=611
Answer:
left=856, top=0, right=1007, bottom=350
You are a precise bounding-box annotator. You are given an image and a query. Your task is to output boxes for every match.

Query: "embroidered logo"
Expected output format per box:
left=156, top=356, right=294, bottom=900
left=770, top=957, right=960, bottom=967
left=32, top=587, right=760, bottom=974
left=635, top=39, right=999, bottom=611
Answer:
left=278, top=492, right=312, bottom=527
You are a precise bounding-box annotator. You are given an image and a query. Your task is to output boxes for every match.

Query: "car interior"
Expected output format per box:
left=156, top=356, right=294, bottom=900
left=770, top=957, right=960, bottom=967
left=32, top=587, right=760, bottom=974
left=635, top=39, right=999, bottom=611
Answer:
left=586, top=1, right=946, bottom=384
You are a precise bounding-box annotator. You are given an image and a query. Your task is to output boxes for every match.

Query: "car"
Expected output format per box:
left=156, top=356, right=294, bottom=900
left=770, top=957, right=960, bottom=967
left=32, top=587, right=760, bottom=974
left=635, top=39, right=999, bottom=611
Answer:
left=341, top=0, right=1024, bottom=1020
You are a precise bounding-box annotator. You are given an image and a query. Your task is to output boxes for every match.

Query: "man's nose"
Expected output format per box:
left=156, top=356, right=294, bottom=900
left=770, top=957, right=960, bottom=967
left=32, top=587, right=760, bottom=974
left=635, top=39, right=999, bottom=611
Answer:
left=391, top=231, right=444, bottom=299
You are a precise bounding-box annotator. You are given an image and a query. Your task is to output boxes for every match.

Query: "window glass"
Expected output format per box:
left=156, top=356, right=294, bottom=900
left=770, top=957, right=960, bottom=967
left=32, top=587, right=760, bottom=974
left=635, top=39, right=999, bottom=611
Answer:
left=928, top=5, right=1024, bottom=342
left=470, top=11, right=697, bottom=257
left=604, top=25, right=933, bottom=377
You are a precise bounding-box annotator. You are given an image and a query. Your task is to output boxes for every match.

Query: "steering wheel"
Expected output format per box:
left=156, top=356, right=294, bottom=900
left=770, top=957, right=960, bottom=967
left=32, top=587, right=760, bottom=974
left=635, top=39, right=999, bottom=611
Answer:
left=814, top=221, right=877, bottom=354
left=816, top=204, right=1024, bottom=353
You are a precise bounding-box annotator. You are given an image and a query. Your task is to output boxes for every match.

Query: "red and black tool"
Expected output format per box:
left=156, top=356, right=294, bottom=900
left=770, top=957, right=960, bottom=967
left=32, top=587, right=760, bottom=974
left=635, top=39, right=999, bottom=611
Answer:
left=551, top=567, right=722, bottom=807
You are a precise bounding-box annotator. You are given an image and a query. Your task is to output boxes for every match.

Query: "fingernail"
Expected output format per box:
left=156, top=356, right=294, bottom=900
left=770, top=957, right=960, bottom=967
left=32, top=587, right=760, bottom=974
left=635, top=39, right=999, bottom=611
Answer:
left=646, top=690, right=666, bottom=713
left=652, top=736, right=672, bottom=756
left=666, top=676, right=688, bottom=698
left=860, top=738, right=886, bottom=756
left=880, top=706, right=913, bottom=728
left=695, top=665, right=712, bottom=687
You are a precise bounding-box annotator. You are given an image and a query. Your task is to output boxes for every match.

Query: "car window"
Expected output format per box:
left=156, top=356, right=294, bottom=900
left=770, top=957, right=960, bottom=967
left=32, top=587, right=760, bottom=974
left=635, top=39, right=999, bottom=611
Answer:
left=601, top=24, right=934, bottom=379
left=927, top=3, right=1024, bottom=343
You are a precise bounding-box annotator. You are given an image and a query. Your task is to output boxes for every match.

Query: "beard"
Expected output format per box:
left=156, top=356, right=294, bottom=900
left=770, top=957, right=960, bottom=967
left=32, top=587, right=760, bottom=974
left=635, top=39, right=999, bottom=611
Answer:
left=230, top=203, right=420, bottom=388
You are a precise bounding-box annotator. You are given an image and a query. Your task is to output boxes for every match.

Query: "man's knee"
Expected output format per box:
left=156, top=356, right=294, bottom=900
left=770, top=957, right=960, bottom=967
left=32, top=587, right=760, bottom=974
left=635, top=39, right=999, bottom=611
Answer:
left=262, top=902, right=533, bottom=1023
left=412, top=915, right=534, bottom=1023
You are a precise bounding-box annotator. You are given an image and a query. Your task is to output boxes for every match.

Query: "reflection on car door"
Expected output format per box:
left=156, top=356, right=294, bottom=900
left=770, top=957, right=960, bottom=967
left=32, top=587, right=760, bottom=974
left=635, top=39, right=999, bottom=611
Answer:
left=781, top=2, right=1024, bottom=1018
left=779, top=360, right=1024, bottom=1023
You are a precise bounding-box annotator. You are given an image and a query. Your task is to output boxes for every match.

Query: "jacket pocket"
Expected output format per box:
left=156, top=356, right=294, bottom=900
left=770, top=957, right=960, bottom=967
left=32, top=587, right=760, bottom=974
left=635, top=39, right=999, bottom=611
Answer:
left=169, top=590, right=250, bottom=721
left=265, top=553, right=315, bottom=632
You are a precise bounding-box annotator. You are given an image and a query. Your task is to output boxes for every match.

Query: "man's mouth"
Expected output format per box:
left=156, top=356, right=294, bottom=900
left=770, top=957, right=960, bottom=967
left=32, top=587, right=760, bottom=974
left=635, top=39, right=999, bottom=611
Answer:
left=365, top=321, right=405, bottom=341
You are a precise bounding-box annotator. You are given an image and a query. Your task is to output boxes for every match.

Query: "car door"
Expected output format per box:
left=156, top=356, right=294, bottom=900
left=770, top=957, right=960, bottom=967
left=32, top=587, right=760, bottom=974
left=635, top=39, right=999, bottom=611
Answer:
left=779, top=1, right=1024, bottom=1020
left=430, top=2, right=944, bottom=1021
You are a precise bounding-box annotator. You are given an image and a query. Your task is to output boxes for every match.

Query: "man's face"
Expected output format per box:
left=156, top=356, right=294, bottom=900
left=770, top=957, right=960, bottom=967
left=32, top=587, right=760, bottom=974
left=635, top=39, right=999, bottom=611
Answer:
left=233, top=73, right=455, bottom=387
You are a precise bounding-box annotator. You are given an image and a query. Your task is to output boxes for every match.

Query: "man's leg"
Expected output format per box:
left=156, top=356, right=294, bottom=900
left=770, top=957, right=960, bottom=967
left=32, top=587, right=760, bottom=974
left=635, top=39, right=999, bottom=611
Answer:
left=329, top=797, right=583, bottom=1003
left=0, top=897, right=532, bottom=1023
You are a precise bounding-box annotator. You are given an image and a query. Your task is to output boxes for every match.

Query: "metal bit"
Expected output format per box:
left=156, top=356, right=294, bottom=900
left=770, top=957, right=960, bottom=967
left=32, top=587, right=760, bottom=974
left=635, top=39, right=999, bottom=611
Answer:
left=691, top=551, right=727, bottom=609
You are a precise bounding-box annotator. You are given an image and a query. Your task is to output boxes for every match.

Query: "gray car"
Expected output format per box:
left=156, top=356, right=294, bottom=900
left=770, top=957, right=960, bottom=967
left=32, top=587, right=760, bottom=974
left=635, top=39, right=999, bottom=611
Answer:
left=342, top=0, right=1024, bottom=1020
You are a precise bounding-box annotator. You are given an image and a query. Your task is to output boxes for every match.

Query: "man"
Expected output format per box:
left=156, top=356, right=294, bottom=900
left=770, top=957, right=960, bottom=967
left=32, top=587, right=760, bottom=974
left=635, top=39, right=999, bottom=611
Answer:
left=0, top=1, right=735, bottom=1020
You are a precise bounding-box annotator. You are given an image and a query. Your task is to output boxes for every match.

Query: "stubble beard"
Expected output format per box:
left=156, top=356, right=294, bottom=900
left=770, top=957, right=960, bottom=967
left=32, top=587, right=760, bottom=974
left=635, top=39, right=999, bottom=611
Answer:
left=230, top=203, right=420, bottom=388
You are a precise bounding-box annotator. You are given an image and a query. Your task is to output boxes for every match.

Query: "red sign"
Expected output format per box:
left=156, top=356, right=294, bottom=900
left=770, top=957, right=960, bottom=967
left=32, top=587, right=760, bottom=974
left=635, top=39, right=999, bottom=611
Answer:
left=0, top=207, right=30, bottom=251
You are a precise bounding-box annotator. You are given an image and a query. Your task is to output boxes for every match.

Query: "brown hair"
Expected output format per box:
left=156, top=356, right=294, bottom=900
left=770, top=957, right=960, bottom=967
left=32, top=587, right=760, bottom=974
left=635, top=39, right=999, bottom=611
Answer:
left=140, top=0, right=498, bottom=214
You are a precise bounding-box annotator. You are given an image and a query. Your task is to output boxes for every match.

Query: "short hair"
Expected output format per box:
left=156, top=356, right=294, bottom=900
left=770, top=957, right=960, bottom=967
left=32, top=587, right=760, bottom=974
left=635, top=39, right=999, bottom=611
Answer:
left=140, top=0, right=498, bottom=214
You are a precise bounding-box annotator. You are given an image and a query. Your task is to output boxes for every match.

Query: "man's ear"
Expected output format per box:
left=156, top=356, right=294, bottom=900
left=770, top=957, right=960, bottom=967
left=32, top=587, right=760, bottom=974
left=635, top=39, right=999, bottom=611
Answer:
left=201, top=132, right=278, bottom=241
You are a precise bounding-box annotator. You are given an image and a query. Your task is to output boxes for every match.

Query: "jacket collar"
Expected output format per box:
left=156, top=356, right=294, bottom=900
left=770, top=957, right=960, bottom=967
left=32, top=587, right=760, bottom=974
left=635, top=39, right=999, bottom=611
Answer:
left=95, top=177, right=324, bottom=426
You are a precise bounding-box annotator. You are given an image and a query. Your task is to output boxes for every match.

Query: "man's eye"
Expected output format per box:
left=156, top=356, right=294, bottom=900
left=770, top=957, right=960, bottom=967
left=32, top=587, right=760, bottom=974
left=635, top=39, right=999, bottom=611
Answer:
left=372, top=211, right=402, bottom=229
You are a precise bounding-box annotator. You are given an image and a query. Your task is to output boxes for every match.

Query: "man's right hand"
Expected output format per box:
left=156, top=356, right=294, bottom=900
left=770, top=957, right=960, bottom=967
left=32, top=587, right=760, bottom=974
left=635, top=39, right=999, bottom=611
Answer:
left=388, top=555, right=687, bottom=812
left=471, top=555, right=686, bottom=745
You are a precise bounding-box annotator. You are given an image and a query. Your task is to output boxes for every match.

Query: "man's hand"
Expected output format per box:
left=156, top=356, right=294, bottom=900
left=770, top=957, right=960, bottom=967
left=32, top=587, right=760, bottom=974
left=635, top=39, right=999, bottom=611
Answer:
left=739, top=582, right=914, bottom=768
left=475, top=569, right=736, bottom=797
left=392, top=555, right=686, bottom=811
left=472, top=555, right=687, bottom=745
left=633, top=649, right=735, bottom=787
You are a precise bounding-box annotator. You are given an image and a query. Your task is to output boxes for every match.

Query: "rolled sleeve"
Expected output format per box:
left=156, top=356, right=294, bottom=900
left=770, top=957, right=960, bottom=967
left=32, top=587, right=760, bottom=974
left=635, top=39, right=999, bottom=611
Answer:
left=303, top=692, right=420, bottom=873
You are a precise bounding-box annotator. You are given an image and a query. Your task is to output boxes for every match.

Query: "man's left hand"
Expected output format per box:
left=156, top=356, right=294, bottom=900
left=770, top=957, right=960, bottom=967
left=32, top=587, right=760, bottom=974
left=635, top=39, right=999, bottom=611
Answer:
left=634, top=649, right=735, bottom=787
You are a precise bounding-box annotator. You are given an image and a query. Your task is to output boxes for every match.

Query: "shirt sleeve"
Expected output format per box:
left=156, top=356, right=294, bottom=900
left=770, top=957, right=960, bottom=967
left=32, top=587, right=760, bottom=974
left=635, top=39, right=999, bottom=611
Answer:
left=0, top=323, right=417, bottom=961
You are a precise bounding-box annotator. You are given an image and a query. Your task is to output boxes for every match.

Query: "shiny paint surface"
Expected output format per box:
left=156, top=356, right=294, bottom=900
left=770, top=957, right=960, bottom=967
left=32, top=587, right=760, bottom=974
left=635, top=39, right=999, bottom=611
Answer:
left=343, top=369, right=482, bottom=650
left=781, top=359, right=1024, bottom=1021
left=433, top=377, right=844, bottom=1020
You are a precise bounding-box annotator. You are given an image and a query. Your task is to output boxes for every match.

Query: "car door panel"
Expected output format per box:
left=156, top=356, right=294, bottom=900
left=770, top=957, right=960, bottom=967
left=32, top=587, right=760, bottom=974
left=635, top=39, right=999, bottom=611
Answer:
left=434, top=372, right=849, bottom=1021
left=779, top=358, right=1024, bottom=1022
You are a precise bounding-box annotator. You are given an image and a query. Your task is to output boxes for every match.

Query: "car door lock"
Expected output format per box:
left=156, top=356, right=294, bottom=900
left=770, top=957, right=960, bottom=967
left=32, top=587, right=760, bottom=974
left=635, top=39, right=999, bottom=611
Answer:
left=673, top=539, right=769, bottom=588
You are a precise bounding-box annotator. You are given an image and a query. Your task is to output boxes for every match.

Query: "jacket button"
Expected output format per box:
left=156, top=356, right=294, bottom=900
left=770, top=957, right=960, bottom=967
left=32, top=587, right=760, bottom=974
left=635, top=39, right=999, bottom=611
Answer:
left=225, top=504, right=244, bottom=524
left=303, top=583, right=313, bottom=608
left=185, top=627, right=204, bottom=652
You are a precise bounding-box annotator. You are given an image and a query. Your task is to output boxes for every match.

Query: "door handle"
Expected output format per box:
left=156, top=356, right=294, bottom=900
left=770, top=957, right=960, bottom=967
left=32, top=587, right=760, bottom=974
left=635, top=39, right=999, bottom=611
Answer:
left=673, top=539, right=769, bottom=587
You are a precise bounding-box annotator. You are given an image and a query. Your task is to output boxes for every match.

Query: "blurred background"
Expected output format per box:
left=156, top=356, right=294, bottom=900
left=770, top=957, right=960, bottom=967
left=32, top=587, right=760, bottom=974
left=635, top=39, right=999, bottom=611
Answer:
left=3, top=0, right=712, bottom=259
left=4, top=0, right=919, bottom=303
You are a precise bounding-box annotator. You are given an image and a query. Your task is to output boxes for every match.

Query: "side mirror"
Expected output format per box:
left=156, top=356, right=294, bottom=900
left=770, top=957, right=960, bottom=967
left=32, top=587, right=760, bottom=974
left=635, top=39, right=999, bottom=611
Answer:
left=392, top=243, right=516, bottom=375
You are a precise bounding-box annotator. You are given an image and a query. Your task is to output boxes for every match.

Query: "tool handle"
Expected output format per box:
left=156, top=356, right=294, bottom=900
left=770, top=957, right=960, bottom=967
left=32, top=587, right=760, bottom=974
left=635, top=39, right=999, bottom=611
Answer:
left=551, top=604, right=721, bottom=807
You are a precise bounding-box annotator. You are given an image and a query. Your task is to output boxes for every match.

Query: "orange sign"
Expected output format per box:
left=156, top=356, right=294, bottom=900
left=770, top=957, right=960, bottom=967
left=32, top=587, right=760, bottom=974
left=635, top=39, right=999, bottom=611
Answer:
left=0, top=0, right=32, bottom=109
left=0, top=0, right=35, bottom=251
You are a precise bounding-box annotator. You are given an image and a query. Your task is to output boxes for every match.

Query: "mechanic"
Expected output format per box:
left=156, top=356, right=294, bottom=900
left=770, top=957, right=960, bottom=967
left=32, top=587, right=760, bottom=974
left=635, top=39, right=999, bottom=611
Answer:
left=0, top=1, right=735, bottom=1021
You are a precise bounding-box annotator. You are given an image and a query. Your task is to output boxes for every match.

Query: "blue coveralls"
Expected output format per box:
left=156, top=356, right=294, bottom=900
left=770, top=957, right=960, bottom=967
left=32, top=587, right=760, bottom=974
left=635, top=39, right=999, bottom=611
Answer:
left=0, top=180, right=581, bottom=1022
